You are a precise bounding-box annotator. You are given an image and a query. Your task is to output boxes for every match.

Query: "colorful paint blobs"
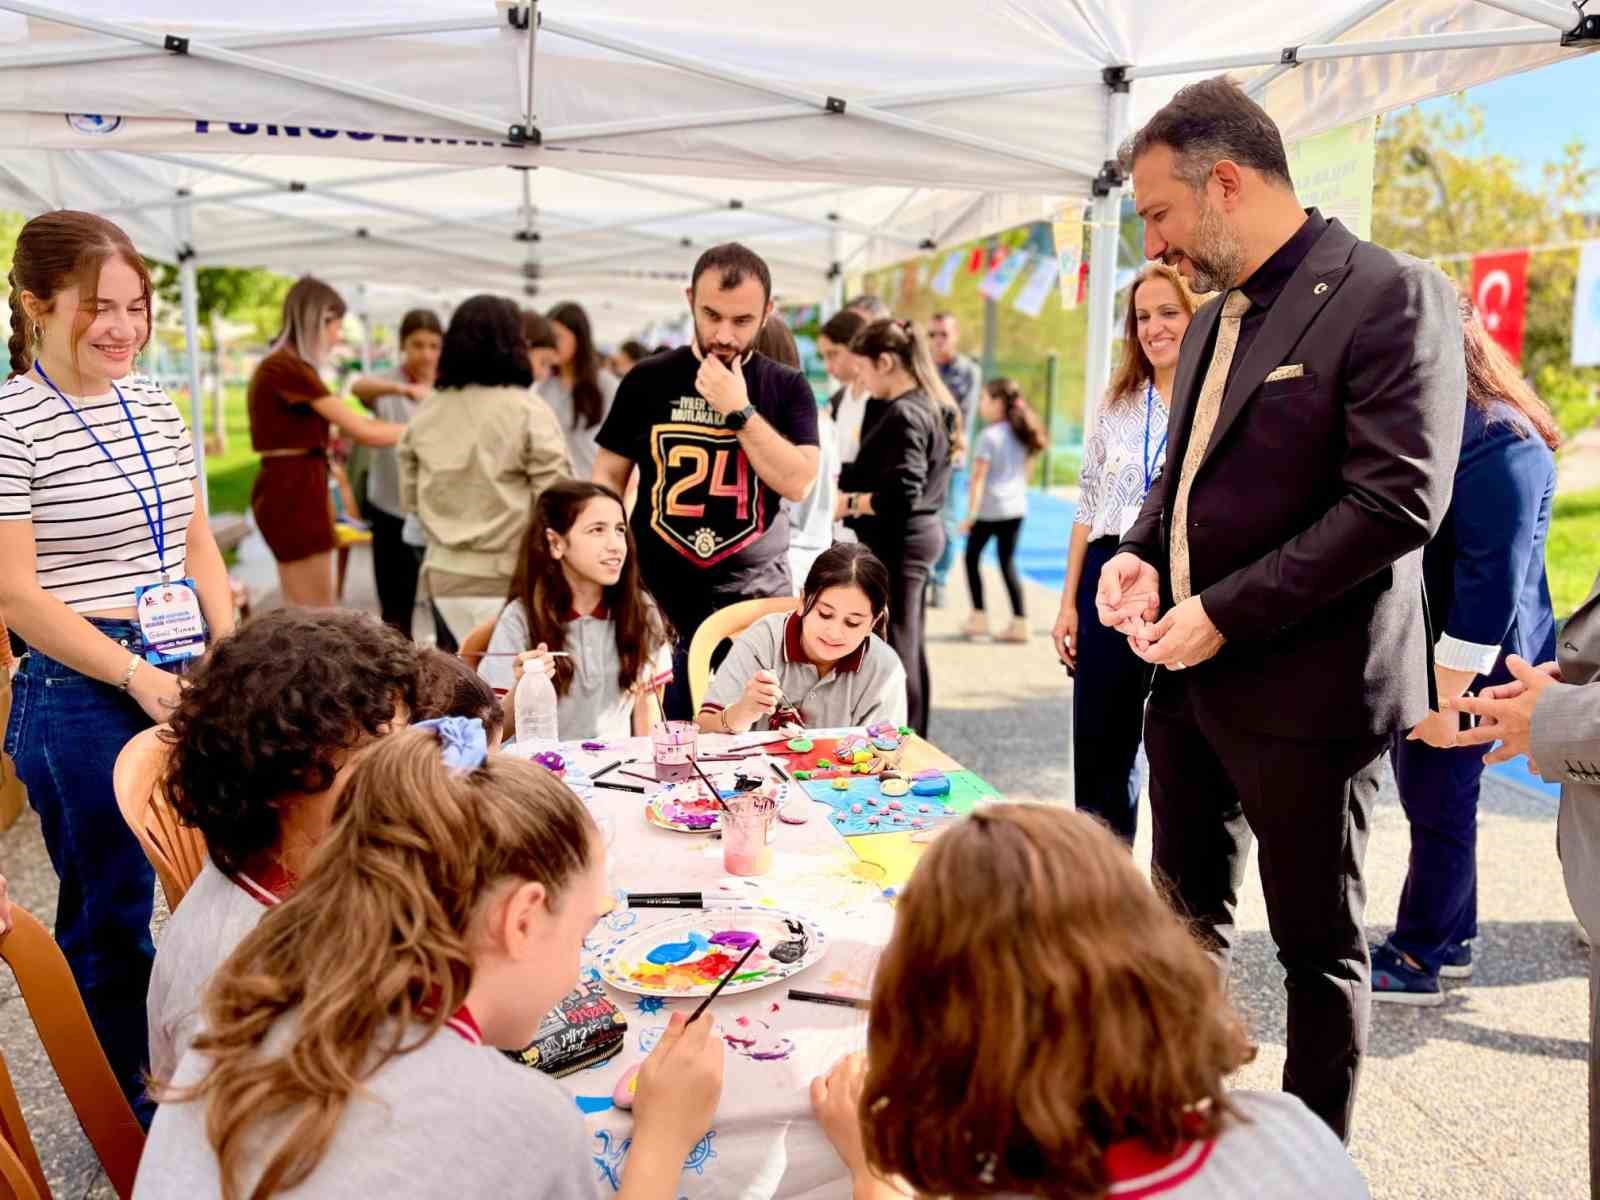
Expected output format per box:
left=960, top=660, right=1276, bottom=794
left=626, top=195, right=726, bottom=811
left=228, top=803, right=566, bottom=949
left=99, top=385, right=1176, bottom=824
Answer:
left=709, top=929, right=760, bottom=952
left=802, top=770, right=998, bottom=836
left=816, top=759, right=832, bottom=769
left=647, top=930, right=711, bottom=965
left=721, top=1018, right=795, bottom=1062
left=795, top=770, right=811, bottom=780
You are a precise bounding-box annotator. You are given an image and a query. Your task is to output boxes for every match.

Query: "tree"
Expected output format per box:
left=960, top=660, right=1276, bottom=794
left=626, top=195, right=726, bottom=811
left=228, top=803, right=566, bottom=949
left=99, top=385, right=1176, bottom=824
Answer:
left=1373, top=98, right=1600, bottom=437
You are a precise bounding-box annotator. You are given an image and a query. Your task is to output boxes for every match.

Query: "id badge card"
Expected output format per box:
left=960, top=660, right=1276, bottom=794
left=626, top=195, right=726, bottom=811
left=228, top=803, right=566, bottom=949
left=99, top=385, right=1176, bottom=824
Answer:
left=134, top=577, right=208, bottom=665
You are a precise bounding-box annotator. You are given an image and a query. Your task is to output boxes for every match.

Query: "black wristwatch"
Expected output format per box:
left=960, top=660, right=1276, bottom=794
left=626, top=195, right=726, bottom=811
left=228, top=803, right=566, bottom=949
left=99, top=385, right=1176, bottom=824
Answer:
left=724, top=404, right=756, bottom=431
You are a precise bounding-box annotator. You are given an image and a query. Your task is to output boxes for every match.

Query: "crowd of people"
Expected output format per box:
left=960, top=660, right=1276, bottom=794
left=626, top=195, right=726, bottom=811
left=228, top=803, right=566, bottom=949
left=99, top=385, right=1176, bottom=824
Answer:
left=2, top=70, right=1600, bottom=1200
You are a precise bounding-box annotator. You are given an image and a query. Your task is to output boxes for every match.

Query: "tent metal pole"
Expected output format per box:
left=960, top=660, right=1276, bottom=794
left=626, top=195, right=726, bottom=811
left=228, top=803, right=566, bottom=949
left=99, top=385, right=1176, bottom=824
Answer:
left=545, top=71, right=1103, bottom=148
left=555, top=168, right=930, bottom=249
left=1082, top=85, right=1130, bottom=442
left=1470, top=0, right=1581, bottom=29
left=524, top=1, right=539, bottom=134
left=175, top=204, right=208, bottom=512
left=1246, top=0, right=1400, bottom=98
left=541, top=14, right=1086, bottom=181
left=0, top=14, right=499, bottom=71
left=826, top=228, right=846, bottom=319
left=0, top=2, right=517, bottom=142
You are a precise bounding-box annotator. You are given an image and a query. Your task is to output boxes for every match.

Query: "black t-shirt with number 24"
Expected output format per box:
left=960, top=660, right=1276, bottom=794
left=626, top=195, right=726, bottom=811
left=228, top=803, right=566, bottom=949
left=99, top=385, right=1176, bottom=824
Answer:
left=595, top=346, right=820, bottom=633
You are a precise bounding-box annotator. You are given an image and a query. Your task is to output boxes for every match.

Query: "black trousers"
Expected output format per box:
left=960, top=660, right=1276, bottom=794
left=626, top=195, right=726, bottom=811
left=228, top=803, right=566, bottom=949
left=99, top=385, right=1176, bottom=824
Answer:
left=366, top=504, right=422, bottom=638
left=863, top=514, right=943, bottom=737
left=1142, top=672, right=1386, bottom=1142
left=1071, top=536, right=1152, bottom=842
left=964, top=516, right=1025, bottom=618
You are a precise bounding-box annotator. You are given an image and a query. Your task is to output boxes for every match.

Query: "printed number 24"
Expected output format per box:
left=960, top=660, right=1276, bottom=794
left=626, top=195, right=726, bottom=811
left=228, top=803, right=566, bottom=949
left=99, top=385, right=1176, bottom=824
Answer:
left=664, top=446, right=750, bottom=519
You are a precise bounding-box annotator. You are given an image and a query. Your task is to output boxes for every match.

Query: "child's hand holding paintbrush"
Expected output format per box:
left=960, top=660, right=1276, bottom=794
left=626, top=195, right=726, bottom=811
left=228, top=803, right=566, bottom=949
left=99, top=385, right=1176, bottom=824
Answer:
left=620, top=1009, right=726, bottom=1181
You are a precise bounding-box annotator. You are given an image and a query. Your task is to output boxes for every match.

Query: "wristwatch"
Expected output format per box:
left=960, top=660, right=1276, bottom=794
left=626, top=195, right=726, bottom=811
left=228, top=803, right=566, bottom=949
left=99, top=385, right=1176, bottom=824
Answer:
left=724, top=404, right=756, bottom=431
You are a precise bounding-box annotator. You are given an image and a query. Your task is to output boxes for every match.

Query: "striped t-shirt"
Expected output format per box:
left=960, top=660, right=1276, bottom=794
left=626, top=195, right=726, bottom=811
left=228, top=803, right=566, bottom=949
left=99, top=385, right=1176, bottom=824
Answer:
left=0, top=373, right=197, bottom=612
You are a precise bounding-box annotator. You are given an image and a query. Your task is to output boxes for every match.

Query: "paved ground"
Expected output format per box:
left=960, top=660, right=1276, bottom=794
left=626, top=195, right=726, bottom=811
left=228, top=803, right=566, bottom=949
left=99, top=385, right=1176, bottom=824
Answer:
left=1, top=543, right=1591, bottom=1198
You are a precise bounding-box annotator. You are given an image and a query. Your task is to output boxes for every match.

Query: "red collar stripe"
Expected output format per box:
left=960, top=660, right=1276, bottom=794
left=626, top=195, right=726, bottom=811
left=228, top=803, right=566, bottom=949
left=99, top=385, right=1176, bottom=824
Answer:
left=232, top=865, right=295, bottom=908
left=1105, top=1138, right=1214, bottom=1198
left=444, top=1007, right=483, bottom=1045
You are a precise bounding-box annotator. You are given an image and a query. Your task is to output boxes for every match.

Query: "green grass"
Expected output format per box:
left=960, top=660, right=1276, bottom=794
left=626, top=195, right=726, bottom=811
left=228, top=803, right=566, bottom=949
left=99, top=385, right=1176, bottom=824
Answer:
left=169, top=382, right=259, bottom=516
left=1548, top=485, right=1600, bottom=621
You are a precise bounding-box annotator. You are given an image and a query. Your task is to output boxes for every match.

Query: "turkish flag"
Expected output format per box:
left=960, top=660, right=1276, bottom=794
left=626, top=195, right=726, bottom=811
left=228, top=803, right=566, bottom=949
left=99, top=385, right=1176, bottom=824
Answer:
left=1471, top=250, right=1530, bottom=363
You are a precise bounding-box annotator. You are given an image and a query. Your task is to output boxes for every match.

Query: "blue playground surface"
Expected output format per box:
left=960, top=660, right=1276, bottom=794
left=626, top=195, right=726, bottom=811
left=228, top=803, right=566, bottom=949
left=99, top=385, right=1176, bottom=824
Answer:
left=958, top=489, right=1560, bottom=802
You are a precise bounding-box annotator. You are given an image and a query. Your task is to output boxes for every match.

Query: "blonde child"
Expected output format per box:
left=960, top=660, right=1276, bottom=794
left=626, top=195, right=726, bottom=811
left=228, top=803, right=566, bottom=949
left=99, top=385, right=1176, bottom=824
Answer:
left=137, top=720, right=723, bottom=1199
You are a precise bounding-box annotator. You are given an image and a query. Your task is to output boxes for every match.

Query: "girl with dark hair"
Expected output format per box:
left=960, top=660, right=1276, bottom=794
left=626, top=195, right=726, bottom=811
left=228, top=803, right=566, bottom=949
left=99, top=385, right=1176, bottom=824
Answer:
left=1, top=210, right=235, bottom=1121
left=1052, top=263, right=1198, bottom=842
left=697, top=542, right=907, bottom=733
left=1369, top=291, right=1561, bottom=1004
left=818, top=308, right=869, bottom=464
left=759, top=315, right=839, bottom=590
left=248, top=276, right=404, bottom=607
left=810, top=805, right=1363, bottom=1199
left=959, top=377, right=1047, bottom=643
left=414, top=647, right=505, bottom=749
left=541, top=301, right=618, bottom=481
left=835, top=319, right=959, bottom=735
left=137, top=724, right=725, bottom=1200
left=480, top=480, right=673, bottom=741
left=349, top=308, right=444, bottom=635
left=399, top=295, right=571, bottom=649
left=148, top=608, right=419, bottom=1085
left=522, top=309, right=559, bottom=383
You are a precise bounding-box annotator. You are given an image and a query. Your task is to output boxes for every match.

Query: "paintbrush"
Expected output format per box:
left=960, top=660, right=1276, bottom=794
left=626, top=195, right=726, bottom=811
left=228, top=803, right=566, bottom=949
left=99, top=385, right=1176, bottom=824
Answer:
left=686, top=940, right=760, bottom=1024
left=688, top=755, right=733, bottom=813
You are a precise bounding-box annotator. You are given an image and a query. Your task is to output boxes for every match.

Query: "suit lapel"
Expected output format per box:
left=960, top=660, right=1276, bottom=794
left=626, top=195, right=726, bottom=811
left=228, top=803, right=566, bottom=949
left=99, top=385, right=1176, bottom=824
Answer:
left=1198, top=220, right=1359, bottom=473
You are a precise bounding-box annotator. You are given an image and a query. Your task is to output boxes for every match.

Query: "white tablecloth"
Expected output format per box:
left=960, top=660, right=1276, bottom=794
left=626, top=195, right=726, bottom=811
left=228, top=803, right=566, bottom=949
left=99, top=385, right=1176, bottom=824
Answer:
left=506, top=733, right=894, bottom=1199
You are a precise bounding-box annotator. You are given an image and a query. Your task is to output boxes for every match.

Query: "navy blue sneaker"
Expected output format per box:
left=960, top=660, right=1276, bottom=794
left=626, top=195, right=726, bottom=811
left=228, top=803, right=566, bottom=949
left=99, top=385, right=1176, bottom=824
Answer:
left=1438, top=941, right=1473, bottom=979
left=1371, top=942, right=1444, bottom=1006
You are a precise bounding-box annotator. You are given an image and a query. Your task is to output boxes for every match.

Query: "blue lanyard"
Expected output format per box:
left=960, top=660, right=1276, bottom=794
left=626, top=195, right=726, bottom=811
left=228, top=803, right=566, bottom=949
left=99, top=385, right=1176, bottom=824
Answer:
left=1142, top=381, right=1168, bottom=497
left=34, top=364, right=168, bottom=579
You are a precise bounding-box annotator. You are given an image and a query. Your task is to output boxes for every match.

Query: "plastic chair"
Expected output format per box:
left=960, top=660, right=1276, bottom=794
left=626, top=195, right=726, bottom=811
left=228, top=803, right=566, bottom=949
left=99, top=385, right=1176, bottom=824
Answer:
left=113, top=727, right=207, bottom=911
left=686, top=596, right=799, bottom=711
left=0, top=905, right=144, bottom=1199
left=457, top=617, right=497, bottom=671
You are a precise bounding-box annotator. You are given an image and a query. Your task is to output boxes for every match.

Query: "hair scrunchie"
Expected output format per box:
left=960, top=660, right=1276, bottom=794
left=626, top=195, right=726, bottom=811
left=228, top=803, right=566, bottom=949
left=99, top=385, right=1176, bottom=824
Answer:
left=415, top=716, right=488, bottom=773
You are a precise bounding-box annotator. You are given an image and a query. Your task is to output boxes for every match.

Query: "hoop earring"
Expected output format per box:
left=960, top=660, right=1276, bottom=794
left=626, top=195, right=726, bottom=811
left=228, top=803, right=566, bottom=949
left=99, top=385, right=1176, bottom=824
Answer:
left=30, top=323, right=42, bottom=352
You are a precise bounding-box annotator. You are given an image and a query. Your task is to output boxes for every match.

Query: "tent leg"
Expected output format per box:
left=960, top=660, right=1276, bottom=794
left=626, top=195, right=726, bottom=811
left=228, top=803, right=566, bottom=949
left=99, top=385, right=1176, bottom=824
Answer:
left=825, top=228, right=845, bottom=318
left=176, top=207, right=209, bottom=513
left=1082, top=83, right=1131, bottom=442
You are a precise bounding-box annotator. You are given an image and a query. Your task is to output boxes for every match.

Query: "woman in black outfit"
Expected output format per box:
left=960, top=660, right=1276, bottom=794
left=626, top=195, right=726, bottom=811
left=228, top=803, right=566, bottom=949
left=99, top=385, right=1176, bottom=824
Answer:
left=835, top=318, right=961, bottom=736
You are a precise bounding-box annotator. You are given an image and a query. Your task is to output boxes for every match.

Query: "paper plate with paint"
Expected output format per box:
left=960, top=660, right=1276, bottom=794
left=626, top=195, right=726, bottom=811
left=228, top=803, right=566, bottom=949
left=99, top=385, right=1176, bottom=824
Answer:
left=596, top=907, right=827, bottom=998
left=643, top=785, right=723, bottom=833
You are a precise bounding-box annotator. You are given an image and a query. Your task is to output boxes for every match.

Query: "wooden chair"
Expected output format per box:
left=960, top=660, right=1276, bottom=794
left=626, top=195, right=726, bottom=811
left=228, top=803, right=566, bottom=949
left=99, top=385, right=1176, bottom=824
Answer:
left=686, top=596, right=799, bottom=711
left=457, top=617, right=497, bottom=672
left=112, top=727, right=207, bottom=911
left=0, top=905, right=144, bottom=1199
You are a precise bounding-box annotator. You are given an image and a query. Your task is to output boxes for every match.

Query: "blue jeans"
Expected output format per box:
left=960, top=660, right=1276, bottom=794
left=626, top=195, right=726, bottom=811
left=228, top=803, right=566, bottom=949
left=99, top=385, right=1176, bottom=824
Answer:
left=930, top=466, right=968, bottom=586
left=4, top=619, right=172, bottom=1126
left=1388, top=730, right=1483, bottom=975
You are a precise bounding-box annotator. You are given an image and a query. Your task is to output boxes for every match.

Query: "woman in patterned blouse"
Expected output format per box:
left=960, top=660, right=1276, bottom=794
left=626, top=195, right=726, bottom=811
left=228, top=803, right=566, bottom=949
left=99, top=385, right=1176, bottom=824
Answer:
left=1052, top=264, right=1199, bottom=842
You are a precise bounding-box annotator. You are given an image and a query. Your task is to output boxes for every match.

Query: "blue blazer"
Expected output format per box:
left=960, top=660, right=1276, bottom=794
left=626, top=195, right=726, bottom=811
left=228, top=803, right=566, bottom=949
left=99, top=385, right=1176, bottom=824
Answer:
left=1423, top=399, right=1557, bottom=689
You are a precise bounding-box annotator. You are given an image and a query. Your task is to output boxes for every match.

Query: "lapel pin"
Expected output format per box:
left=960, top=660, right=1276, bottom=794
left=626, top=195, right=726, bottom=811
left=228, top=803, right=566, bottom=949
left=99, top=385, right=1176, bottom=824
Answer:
left=1313, top=282, right=1329, bottom=295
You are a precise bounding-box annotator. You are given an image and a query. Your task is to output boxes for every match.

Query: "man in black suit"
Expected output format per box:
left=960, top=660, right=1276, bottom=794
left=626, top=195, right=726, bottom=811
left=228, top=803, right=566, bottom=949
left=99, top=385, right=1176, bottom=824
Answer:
left=1097, top=77, right=1466, bottom=1140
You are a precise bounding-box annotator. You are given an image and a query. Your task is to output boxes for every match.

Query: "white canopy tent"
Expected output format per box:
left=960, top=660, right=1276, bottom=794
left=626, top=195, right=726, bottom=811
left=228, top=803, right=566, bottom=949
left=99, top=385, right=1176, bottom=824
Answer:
left=0, top=0, right=1593, bottom=503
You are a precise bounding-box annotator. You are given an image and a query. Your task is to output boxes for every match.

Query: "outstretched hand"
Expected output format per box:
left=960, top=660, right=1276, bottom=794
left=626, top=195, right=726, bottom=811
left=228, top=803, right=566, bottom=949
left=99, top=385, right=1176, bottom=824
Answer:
left=1444, top=655, right=1562, bottom=771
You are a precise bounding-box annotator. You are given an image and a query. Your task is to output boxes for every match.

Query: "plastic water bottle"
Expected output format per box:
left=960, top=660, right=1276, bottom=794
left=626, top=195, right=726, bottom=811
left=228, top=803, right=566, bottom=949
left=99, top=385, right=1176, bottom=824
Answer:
left=514, top=657, right=559, bottom=743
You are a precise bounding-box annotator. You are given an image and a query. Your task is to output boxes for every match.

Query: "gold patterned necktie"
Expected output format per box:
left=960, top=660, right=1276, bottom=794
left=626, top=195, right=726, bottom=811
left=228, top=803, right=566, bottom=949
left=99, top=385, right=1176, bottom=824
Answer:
left=1169, top=289, right=1251, bottom=603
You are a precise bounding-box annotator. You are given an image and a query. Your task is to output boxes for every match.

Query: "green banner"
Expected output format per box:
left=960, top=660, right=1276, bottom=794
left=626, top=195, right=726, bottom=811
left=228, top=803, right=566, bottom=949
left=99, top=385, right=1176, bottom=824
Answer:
left=1286, top=116, right=1376, bottom=241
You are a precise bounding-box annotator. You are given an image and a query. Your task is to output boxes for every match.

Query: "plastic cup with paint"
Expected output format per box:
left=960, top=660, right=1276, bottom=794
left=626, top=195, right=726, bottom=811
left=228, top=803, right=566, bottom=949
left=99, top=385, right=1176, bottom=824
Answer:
left=722, top=793, right=775, bottom=877
left=651, top=720, right=699, bottom=782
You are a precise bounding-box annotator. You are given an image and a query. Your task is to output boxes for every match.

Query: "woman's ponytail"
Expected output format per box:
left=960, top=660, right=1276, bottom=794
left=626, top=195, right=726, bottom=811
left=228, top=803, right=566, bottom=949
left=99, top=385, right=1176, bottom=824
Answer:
left=8, top=273, right=31, bottom=377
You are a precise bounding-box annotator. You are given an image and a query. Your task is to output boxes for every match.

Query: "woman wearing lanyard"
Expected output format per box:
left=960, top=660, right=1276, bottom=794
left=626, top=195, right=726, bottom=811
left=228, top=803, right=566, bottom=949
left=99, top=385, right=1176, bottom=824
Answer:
left=0, top=211, right=235, bottom=1121
left=248, top=276, right=403, bottom=607
left=1051, top=264, right=1198, bottom=842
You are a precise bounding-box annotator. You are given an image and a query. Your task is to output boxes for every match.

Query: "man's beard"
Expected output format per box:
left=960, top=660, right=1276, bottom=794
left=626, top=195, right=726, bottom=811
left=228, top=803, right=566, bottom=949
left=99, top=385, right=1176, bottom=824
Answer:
left=694, top=320, right=760, bottom=366
left=1169, top=197, right=1246, bottom=295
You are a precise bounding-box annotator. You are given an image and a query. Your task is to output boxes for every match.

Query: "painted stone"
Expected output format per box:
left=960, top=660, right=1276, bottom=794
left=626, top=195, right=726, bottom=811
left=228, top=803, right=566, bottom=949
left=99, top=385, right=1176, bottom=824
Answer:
left=786, top=737, right=814, bottom=752
left=832, top=777, right=851, bottom=791
left=612, top=1061, right=642, bottom=1110
left=911, top=776, right=952, bottom=797
left=794, top=770, right=811, bottom=780
left=850, top=803, right=863, bottom=813
left=879, top=778, right=910, bottom=797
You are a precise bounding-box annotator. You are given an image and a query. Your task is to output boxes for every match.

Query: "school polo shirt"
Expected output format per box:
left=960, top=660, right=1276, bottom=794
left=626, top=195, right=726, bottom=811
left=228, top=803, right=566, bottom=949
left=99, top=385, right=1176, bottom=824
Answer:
left=700, top=611, right=907, bottom=731
left=138, top=1009, right=592, bottom=1199
left=594, top=347, right=819, bottom=635
left=146, top=860, right=293, bottom=1083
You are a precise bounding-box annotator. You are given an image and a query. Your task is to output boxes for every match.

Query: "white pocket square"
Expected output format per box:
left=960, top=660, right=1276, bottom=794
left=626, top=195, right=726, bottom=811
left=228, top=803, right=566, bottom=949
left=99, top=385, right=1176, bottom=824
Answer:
left=1265, top=364, right=1305, bottom=382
